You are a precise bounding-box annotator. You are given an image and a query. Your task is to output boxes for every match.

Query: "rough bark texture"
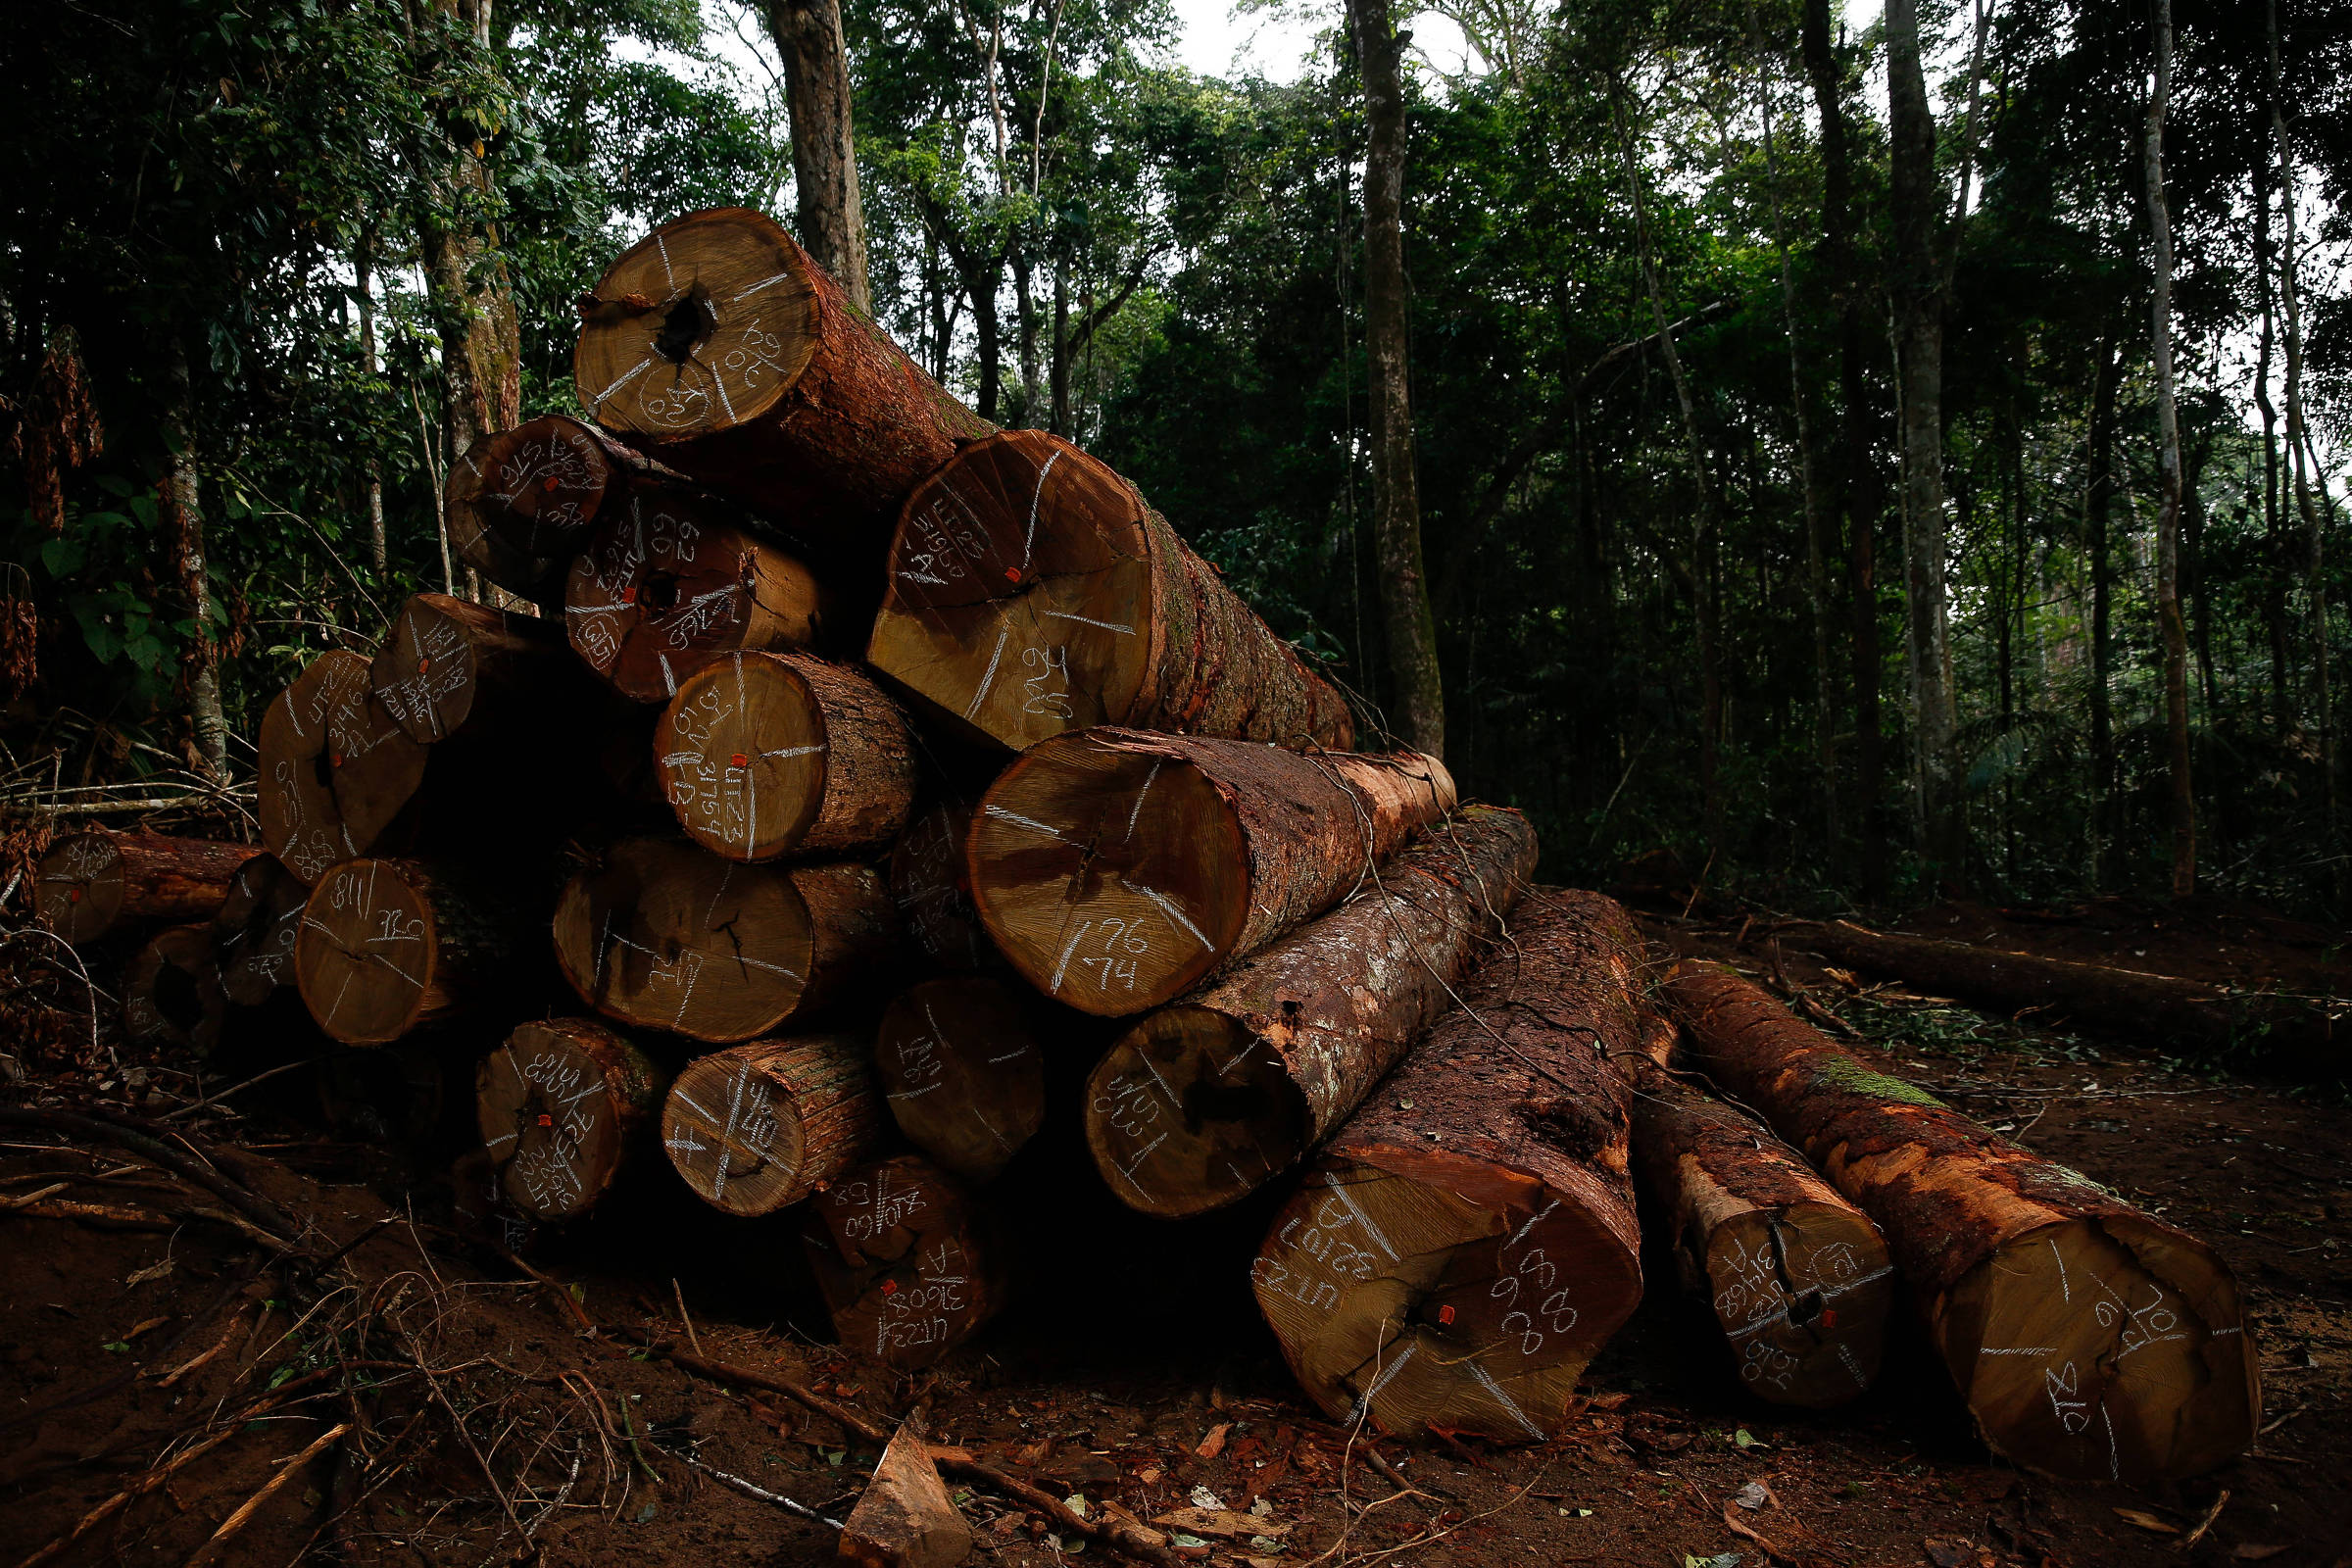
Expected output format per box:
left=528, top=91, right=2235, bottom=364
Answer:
left=662, top=1034, right=885, bottom=1216
left=445, top=416, right=636, bottom=604
left=372, top=592, right=601, bottom=744
left=867, top=431, right=1355, bottom=754
left=214, top=854, right=308, bottom=1006
left=1625, top=1053, right=1892, bottom=1408
left=969, top=729, right=1454, bottom=1014
left=293, top=858, right=525, bottom=1045
left=889, top=801, right=992, bottom=971
left=1662, top=959, right=2260, bottom=1482
left=161, top=343, right=228, bottom=781
left=574, top=208, right=989, bottom=560
left=1086, top=805, right=1538, bottom=1218
left=565, top=498, right=830, bottom=704
left=765, top=0, right=870, bottom=315
left=1252, top=888, right=1642, bottom=1442
left=35, top=829, right=250, bottom=946
left=121, top=924, right=229, bottom=1054
left=802, top=1154, right=1004, bottom=1370
left=839, top=1414, right=970, bottom=1568
left=258, top=651, right=429, bottom=884
left=660, top=650, right=916, bottom=861
left=552, top=838, right=897, bottom=1043
left=875, top=976, right=1046, bottom=1184
left=1795, top=920, right=2338, bottom=1079
left=477, top=1018, right=670, bottom=1221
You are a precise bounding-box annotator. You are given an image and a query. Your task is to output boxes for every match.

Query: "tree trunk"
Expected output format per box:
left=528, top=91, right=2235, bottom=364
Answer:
left=658, top=650, right=916, bottom=861
left=214, top=853, right=308, bottom=1006
left=889, top=801, right=992, bottom=970
left=564, top=501, right=831, bottom=704
left=2085, top=330, right=2120, bottom=880
left=293, top=858, right=527, bottom=1045
left=477, top=1018, right=670, bottom=1220
left=662, top=1034, right=885, bottom=1215
left=419, top=0, right=522, bottom=495
left=968, top=728, right=1453, bottom=1014
left=258, top=652, right=431, bottom=885
left=1625, top=1052, right=1892, bottom=1407
left=802, top=1153, right=1005, bottom=1369
left=36, top=829, right=251, bottom=946
left=162, top=344, right=229, bottom=782
left=552, top=838, right=897, bottom=1043
left=445, top=415, right=662, bottom=605
left=371, top=592, right=602, bottom=744
left=875, top=975, right=1047, bottom=1183
left=1251, top=888, right=1642, bottom=1442
left=1345, top=0, right=1444, bottom=757
left=2145, top=0, right=2195, bottom=899
left=575, top=208, right=991, bottom=563
left=1793, top=919, right=2340, bottom=1080
left=121, top=924, right=229, bottom=1055
left=1661, top=960, right=2260, bottom=1484
left=2254, top=161, right=2289, bottom=723
left=867, top=430, right=1355, bottom=753
left=357, top=226, right=388, bottom=575
left=764, top=0, right=870, bottom=313
left=1085, top=805, right=1537, bottom=1218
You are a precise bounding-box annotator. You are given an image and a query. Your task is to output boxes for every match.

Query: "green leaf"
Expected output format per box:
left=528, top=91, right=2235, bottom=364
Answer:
left=39, top=535, right=83, bottom=578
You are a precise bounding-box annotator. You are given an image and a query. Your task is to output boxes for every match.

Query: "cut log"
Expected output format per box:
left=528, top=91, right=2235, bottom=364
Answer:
left=446, top=415, right=643, bottom=602
left=1795, top=919, right=2340, bottom=1080
left=1662, top=959, right=2260, bottom=1482
left=866, top=430, right=1354, bottom=753
left=1251, top=888, right=1641, bottom=1442
left=258, top=651, right=428, bottom=884
left=888, top=802, right=990, bottom=970
left=121, top=924, right=229, bottom=1054
left=802, top=1153, right=1004, bottom=1369
left=840, top=1413, right=972, bottom=1568
left=969, top=729, right=1453, bottom=1015
left=477, top=1018, right=670, bottom=1221
left=370, top=592, right=600, bottom=745
left=292, top=858, right=524, bottom=1045
left=551, top=838, right=897, bottom=1042
left=659, top=650, right=915, bottom=860
left=1087, top=805, right=1538, bottom=1218
left=875, top=977, right=1045, bottom=1183
left=564, top=493, right=830, bottom=704
left=35, top=829, right=251, bottom=946
left=660, top=1034, right=884, bottom=1215
left=1623, top=1047, right=1892, bottom=1408
left=214, top=854, right=308, bottom=1006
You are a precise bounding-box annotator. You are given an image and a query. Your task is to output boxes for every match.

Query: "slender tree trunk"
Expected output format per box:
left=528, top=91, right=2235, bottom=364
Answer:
left=356, top=226, right=388, bottom=575
left=1348, top=0, right=1445, bottom=756
left=767, top=0, right=871, bottom=312
left=2085, top=332, right=2119, bottom=884
left=2254, top=162, right=2289, bottom=723
left=1050, top=266, right=1070, bottom=437
left=1011, top=249, right=1040, bottom=421
left=163, top=343, right=229, bottom=782
left=2146, top=0, right=2194, bottom=899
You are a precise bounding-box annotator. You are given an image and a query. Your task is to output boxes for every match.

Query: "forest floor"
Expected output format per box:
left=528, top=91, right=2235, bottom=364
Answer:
left=1, top=894, right=2346, bottom=1568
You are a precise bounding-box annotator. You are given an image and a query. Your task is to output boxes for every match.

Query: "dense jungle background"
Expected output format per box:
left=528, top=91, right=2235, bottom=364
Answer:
left=8, top=0, right=2352, bottom=917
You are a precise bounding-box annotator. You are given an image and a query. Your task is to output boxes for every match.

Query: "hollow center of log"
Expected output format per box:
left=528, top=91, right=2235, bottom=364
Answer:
left=641, top=569, right=682, bottom=612
left=655, top=289, right=711, bottom=365
left=154, top=957, right=206, bottom=1033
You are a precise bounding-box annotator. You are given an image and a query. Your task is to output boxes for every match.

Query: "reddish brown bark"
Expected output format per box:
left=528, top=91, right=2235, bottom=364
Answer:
left=36, top=829, right=250, bottom=946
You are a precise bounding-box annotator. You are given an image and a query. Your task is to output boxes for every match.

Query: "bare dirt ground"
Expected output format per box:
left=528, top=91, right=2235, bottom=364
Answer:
left=1, top=896, right=2345, bottom=1568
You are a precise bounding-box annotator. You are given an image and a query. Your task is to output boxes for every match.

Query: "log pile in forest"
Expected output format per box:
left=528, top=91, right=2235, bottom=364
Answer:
left=22, top=202, right=2264, bottom=1484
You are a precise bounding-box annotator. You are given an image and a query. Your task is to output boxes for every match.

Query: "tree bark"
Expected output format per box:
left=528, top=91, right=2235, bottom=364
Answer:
left=658, top=650, right=915, bottom=861
left=662, top=1033, right=885, bottom=1215
left=36, top=829, right=251, bottom=946
left=477, top=1018, right=670, bottom=1221
left=2145, top=0, right=2194, bottom=899
left=765, top=0, right=870, bottom=313
left=1085, top=805, right=1537, bottom=1218
left=258, top=651, right=429, bottom=884
left=1345, top=0, right=1444, bottom=756
left=214, top=854, right=308, bottom=1006
left=889, top=801, right=992, bottom=970
left=371, top=592, right=603, bottom=745
left=802, top=1153, right=1004, bottom=1369
left=357, top=226, right=388, bottom=575
left=1661, top=960, right=2260, bottom=1483
left=875, top=975, right=1046, bottom=1183
left=162, top=343, right=228, bottom=781
left=867, top=430, right=1355, bottom=753
left=969, top=728, right=1453, bottom=1014
left=293, top=858, right=527, bottom=1045
left=1251, top=888, right=1642, bottom=1442
left=574, top=208, right=991, bottom=564
left=552, top=837, right=897, bottom=1043
left=121, top=924, right=229, bottom=1055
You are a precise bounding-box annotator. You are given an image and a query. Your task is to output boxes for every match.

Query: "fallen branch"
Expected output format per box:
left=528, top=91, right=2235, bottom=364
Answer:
left=181, top=1421, right=351, bottom=1568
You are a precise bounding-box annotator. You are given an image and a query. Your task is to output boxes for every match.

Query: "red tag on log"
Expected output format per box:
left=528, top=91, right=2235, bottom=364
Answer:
left=881, top=1279, right=899, bottom=1295
left=1821, top=1309, right=1837, bottom=1329
left=537, top=1113, right=554, bottom=1127
left=1438, top=1304, right=1454, bottom=1326
left=730, top=753, right=749, bottom=769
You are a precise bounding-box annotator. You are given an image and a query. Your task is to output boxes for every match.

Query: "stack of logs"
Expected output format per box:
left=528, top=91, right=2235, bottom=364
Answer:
left=30, top=204, right=2263, bottom=1489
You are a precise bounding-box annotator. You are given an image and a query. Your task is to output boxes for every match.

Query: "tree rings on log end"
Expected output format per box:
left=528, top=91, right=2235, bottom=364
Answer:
left=370, top=592, right=571, bottom=744
left=888, top=802, right=990, bottom=969
left=573, top=208, right=822, bottom=443
left=804, top=1154, right=1001, bottom=1369
left=35, top=831, right=131, bottom=945
left=1705, top=1202, right=1893, bottom=1407
left=260, top=652, right=426, bottom=883
left=1085, top=1006, right=1306, bottom=1218
left=876, top=977, right=1045, bottom=1183
left=216, top=854, right=306, bottom=1006
left=477, top=1019, right=667, bottom=1221
left=447, top=416, right=615, bottom=599
left=1939, top=1214, right=2257, bottom=1482
left=293, top=858, right=509, bottom=1046
left=661, top=1035, right=882, bottom=1215
left=1252, top=1158, right=1642, bottom=1442
left=122, top=925, right=227, bottom=1054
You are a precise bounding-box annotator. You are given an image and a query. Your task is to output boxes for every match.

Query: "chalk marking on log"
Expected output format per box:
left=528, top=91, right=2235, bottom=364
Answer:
left=670, top=1089, right=719, bottom=1124
left=2212, top=1325, right=2243, bottom=1336
left=710, top=1061, right=753, bottom=1200
left=759, top=746, right=825, bottom=760
left=969, top=1102, right=1011, bottom=1151
left=2116, top=1332, right=2191, bottom=1362
left=660, top=753, right=703, bottom=767
left=982, top=804, right=1076, bottom=843
left=1124, top=881, right=1211, bottom=952
left=728, top=272, right=793, bottom=303
left=985, top=1050, right=1031, bottom=1064
left=1122, top=762, right=1163, bottom=841
left=1466, top=1358, right=1548, bottom=1442
left=1044, top=611, right=1135, bottom=634
left=486, top=1132, right=517, bottom=1150
left=2049, top=1237, right=2071, bottom=1302
left=670, top=953, right=702, bottom=1026
left=965, top=624, right=1012, bottom=718
left=655, top=232, right=675, bottom=286
left=1978, top=1346, right=2059, bottom=1356
left=1725, top=1265, right=1895, bottom=1340
left=1022, top=449, right=1061, bottom=567
left=660, top=654, right=677, bottom=697
left=1327, top=1174, right=1399, bottom=1261
left=590, top=359, right=652, bottom=410
left=1507, top=1200, right=1562, bottom=1250
left=1837, top=1342, right=1869, bottom=1388
left=1114, top=1132, right=1168, bottom=1194
left=887, top=1085, right=942, bottom=1101
left=2102, top=1401, right=2119, bottom=1482
left=1048, top=919, right=1094, bottom=994
left=1135, top=1050, right=1183, bottom=1109
left=712, top=369, right=738, bottom=425
left=1349, top=1341, right=1419, bottom=1421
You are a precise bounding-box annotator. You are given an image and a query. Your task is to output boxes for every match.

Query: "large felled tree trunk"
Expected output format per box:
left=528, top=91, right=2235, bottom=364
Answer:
left=1252, top=889, right=1642, bottom=1442
left=444, top=415, right=675, bottom=605
left=257, top=652, right=429, bottom=885
left=293, top=858, right=527, bottom=1045
left=36, top=829, right=251, bottom=946
left=967, top=729, right=1453, bottom=1014
left=477, top=1018, right=670, bottom=1221
left=661, top=1034, right=884, bottom=1215
left=874, top=976, right=1047, bottom=1183
left=2146, top=0, right=2195, bottom=898
left=867, top=431, right=1355, bottom=753
left=371, top=592, right=603, bottom=745
left=1085, top=806, right=1537, bottom=1218
left=1663, top=960, right=2260, bottom=1483
left=214, top=854, right=307, bottom=1006
left=803, top=1154, right=1005, bottom=1369
left=1345, top=0, right=1443, bottom=756
left=122, top=925, right=229, bottom=1054
left=765, top=0, right=869, bottom=313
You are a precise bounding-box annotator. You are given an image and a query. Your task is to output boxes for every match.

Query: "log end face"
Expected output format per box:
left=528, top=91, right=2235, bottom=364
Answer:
left=662, top=1045, right=810, bottom=1216
left=659, top=652, right=827, bottom=861
left=36, top=830, right=123, bottom=944
left=1086, top=1008, right=1307, bottom=1217
left=371, top=594, right=483, bottom=744
left=1704, top=1202, right=1894, bottom=1408
left=479, top=1020, right=637, bottom=1221
left=450, top=416, right=613, bottom=572
left=293, top=858, right=435, bottom=1046
left=260, top=652, right=374, bottom=884
left=839, top=1418, right=973, bottom=1568
left=876, top=977, right=1045, bottom=1183
left=122, top=923, right=228, bottom=1054
left=888, top=802, right=990, bottom=970
left=805, top=1155, right=999, bottom=1370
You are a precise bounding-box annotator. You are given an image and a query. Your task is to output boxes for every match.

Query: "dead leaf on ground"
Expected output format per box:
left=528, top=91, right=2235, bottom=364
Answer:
left=1625, top=1410, right=1693, bottom=1452
left=1196, top=1422, right=1231, bottom=1460
left=2113, top=1507, right=2181, bottom=1535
